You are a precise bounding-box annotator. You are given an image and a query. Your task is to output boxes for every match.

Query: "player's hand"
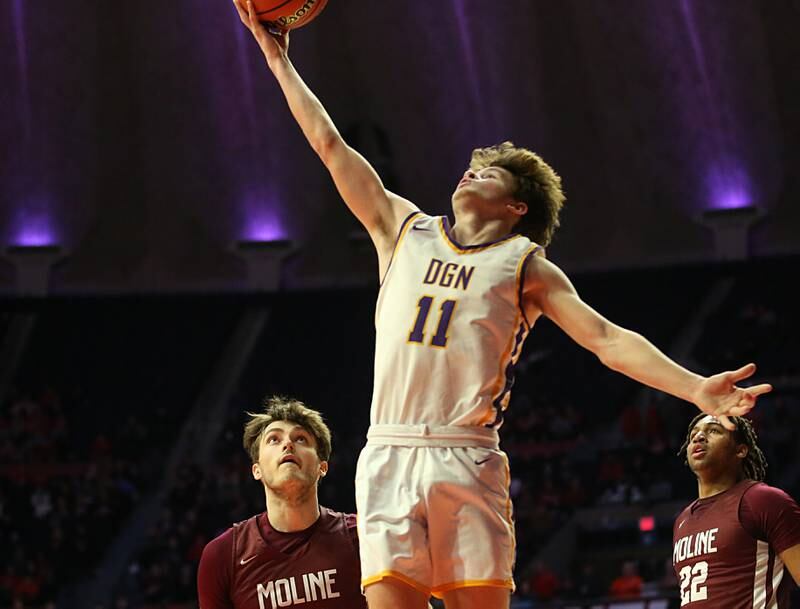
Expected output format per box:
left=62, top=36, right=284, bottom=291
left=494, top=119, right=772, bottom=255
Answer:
left=693, top=363, right=773, bottom=430
left=233, top=0, right=290, bottom=66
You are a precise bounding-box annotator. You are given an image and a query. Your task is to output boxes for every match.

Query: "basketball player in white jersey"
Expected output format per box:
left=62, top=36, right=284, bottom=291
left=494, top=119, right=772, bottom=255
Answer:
left=234, top=3, right=774, bottom=608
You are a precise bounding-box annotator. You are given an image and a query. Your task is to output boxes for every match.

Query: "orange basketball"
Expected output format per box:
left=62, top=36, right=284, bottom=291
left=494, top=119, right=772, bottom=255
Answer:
left=250, top=0, right=329, bottom=30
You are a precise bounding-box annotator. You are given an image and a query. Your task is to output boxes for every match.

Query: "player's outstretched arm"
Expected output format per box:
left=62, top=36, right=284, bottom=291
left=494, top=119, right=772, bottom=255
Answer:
left=233, top=0, right=417, bottom=272
left=523, top=256, right=772, bottom=429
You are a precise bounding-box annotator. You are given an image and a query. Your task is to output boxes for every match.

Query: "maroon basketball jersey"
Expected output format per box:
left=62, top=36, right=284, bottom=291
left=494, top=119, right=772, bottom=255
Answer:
left=198, top=507, right=366, bottom=609
left=673, top=480, right=800, bottom=608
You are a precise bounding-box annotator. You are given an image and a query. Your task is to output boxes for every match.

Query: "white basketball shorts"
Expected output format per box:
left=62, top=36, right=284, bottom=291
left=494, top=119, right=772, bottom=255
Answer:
left=355, top=424, right=516, bottom=598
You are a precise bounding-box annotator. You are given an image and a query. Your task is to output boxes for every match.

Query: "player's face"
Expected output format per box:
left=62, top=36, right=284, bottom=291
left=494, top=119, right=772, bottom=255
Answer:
left=687, top=415, right=746, bottom=475
left=451, top=166, right=523, bottom=215
left=252, top=421, right=328, bottom=497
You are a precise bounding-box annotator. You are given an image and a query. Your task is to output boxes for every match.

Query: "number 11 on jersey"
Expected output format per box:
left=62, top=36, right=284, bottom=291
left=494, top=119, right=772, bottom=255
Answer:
left=408, top=296, right=458, bottom=348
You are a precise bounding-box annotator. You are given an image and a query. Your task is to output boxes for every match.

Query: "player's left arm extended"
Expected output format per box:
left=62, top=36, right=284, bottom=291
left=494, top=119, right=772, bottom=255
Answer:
left=524, top=256, right=771, bottom=426
left=780, top=544, right=800, bottom=585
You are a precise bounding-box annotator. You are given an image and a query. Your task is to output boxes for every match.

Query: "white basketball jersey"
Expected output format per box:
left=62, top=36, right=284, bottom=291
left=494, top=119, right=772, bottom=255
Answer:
left=371, top=212, right=541, bottom=428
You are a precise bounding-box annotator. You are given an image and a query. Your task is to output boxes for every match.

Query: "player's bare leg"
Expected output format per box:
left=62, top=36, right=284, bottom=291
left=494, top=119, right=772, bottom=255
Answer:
left=441, top=586, right=510, bottom=609
left=365, top=579, right=430, bottom=609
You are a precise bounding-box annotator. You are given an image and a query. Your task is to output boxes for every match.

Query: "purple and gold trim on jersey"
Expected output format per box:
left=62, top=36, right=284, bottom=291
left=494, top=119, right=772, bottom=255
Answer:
left=485, top=322, right=527, bottom=428
left=517, top=244, right=543, bottom=330
left=482, top=244, right=538, bottom=428
left=380, top=211, right=422, bottom=286
left=438, top=217, right=524, bottom=255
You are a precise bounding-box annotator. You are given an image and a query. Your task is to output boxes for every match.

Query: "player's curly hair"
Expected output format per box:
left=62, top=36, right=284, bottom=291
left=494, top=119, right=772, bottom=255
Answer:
left=469, top=141, right=566, bottom=247
left=243, top=396, right=332, bottom=463
left=677, top=413, right=767, bottom=482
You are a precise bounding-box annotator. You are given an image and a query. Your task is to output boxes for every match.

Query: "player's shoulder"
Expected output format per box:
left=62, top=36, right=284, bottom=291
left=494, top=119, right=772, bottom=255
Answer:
left=523, top=247, right=565, bottom=285
left=742, top=481, right=798, bottom=508
left=200, top=524, right=234, bottom=564
left=202, top=515, right=259, bottom=557
left=319, top=507, right=359, bottom=548
left=392, top=211, right=434, bottom=244
left=319, top=506, right=357, bottom=528
left=405, top=211, right=436, bottom=228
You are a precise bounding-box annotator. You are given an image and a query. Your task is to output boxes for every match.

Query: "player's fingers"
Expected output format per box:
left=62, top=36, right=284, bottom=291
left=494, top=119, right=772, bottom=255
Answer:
left=716, top=414, right=736, bottom=431
left=277, top=28, right=290, bottom=50
left=233, top=0, right=249, bottom=24
left=746, top=383, right=773, bottom=398
left=728, top=362, right=757, bottom=383
left=246, top=0, right=260, bottom=29
left=243, top=1, right=271, bottom=44
left=727, top=404, right=754, bottom=417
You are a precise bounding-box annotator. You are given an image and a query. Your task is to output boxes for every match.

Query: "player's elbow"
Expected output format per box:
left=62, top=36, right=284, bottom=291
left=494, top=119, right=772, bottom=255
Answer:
left=591, top=323, right=627, bottom=371
left=313, top=128, right=345, bottom=166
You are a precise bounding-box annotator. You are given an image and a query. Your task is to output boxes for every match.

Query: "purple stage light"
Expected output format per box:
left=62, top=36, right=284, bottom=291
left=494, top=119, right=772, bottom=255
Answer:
left=678, top=0, right=714, bottom=110
left=707, top=162, right=752, bottom=210
left=242, top=216, right=286, bottom=243
left=666, top=1, right=759, bottom=214
left=450, top=0, right=481, bottom=102
left=12, top=210, right=58, bottom=247
left=240, top=188, right=287, bottom=243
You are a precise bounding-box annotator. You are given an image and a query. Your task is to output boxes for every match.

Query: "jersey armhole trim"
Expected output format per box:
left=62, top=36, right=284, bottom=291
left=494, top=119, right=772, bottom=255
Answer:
left=517, top=245, right=542, bottom=330
left=379, top=211, right=422, bottom=286
left=229, top=522, right=238, bottom=601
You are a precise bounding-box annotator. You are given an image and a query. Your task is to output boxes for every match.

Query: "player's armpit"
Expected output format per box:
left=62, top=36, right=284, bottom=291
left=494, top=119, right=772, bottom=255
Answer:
left=323, top=141, right=418, bottom=254
left=523, top=256, right=617, bottom=355
left=779, top=543, right=800, bottom=585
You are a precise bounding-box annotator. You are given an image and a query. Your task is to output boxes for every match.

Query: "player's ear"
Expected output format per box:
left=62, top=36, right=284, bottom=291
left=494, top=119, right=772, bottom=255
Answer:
left=319, top=461, right=329, bottom=478
left=507, top=200, right=528, bottom=218
left=252, top=462, right=262, bottom=480
left=736, top=444, right=749, bottom=460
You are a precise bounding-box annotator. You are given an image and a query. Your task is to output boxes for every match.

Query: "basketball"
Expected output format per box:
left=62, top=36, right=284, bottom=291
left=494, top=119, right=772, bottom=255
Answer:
left=250, top=0, right=329, bottom=30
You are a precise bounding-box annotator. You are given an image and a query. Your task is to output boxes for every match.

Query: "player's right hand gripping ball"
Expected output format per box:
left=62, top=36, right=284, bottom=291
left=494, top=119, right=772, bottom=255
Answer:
left=249, top=0, right=329, bottom=30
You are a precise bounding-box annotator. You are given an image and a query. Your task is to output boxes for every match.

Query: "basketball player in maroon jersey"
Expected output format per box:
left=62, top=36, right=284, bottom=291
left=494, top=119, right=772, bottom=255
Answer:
left=673, top=414, right=800, bottom=607
left=197, top=397, right=366, bottom=608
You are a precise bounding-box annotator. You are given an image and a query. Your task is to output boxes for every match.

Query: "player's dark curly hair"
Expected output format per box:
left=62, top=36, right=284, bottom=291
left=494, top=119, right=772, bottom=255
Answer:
left=677, top=413, right=767, bottom=482
left=469, top=141, right=565, bottom=247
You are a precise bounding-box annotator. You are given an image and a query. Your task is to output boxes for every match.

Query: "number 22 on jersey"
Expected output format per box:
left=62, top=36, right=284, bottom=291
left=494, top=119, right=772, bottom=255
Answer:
left=679, top=560, right=708, bottom=605
left=408, top=296, right=458, bottom=348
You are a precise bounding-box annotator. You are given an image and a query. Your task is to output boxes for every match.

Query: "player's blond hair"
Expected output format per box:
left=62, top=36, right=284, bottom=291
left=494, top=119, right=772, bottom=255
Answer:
left=470, top=141, right=566, bottom=247
left=243, top=396, right=332, bottom=463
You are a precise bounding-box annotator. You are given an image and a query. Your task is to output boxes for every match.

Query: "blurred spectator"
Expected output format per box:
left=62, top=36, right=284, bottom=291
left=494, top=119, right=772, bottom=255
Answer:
left=526, top=560, right=560, bottom=601
left=609, top=560, right=643, bottom=599
left=572, top=561, right=604, bottom=599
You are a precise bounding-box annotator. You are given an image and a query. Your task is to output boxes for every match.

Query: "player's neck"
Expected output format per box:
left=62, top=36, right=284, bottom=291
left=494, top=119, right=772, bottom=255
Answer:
left=265, top=493, right=321, bottom=532
left=697, top=472, right=742, bottom=499
left=450, top=210, right=514, bottom=246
